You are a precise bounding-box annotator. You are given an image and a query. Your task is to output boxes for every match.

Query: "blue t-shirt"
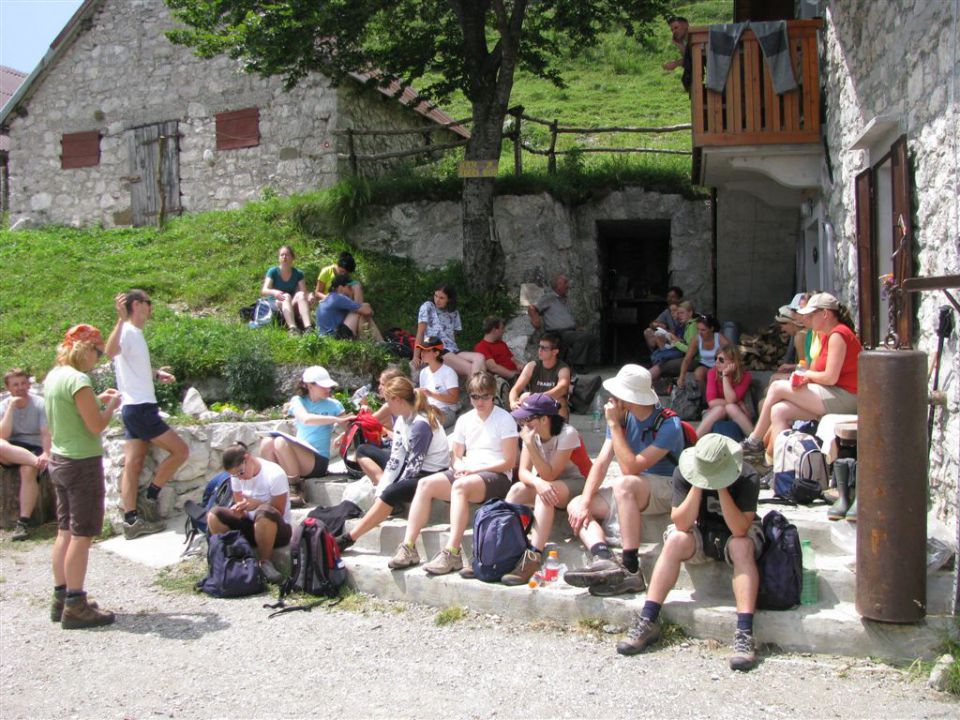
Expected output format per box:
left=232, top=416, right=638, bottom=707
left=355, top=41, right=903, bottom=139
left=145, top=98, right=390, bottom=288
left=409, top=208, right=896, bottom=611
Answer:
left=316, top=293, right=362, bottom=335
left=266, top=266, right=304, bottom=295
left=290, top=395, right=344, bottom=457
left=605, top=405, right=684, bottom=476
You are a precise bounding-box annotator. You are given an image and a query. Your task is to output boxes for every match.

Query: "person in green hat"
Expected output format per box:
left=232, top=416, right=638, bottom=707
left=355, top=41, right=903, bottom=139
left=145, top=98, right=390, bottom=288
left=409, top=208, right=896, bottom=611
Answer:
left=615, top=433, right=763, bottom=672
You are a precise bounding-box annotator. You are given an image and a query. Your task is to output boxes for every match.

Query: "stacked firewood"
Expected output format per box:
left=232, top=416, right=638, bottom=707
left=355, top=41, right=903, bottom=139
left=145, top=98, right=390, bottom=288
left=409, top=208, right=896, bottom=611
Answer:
left=738, top=324, right=790, bottom=370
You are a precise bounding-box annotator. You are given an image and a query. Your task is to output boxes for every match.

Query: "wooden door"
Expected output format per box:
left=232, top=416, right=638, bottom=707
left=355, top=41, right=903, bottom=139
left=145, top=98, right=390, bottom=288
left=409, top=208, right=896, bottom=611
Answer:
left=127, top=121, right=181, bottom=226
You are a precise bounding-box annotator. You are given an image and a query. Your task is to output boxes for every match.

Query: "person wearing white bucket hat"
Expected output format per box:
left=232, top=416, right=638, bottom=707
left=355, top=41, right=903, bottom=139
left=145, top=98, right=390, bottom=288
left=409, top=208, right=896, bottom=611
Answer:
left=564, top=364, right=685, bottom=596
left=616, top=434, right=763, bottom=672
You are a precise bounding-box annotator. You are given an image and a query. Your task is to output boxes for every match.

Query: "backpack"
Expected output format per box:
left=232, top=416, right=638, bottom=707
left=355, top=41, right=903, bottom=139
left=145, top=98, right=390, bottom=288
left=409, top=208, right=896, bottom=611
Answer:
left=470, top=499, right=534, bottom=582
left=772, top=430, right=828, bottom=504
left=384, top=327, right=416, bottom=359
left=247, top=298, right=274, bottom=328
left=266, top=517, right=348, bottom=616
left=338, top=409, right=385, bottom=478
left=181, top=471, right=234, bottom=557
left=668, top=379, right=702, bottom=421
left=195, top=530, right=265, bottom=598
left=756, top=510, right=802, bottom=610
left=650, top=407, right=699, bottom=466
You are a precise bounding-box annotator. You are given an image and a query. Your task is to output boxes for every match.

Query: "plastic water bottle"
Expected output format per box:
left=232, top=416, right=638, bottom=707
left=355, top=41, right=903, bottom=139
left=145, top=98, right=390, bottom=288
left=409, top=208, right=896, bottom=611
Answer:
left=800, top=540, right=818, bottom=605
left=528, top=571, right=544, bottom=589
left=350, top=384, right=371, bottom=407
left=591, top=395, right=604, bottom=433
left=543, top=550, right=561, bottom=583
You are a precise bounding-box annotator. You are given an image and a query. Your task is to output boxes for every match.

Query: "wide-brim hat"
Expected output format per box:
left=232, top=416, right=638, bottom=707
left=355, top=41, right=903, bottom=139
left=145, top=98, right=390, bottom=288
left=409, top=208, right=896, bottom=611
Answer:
left=511, top=392, right=561, bottom=422
left=678, top=434, right=743, bottom=490
left=797, top=292, right=840, bottom=314
left=302, top=365, right=337, bottom=388
left=602, top=364, right=659, bottom=406
left=415, top=336, right=448, bottom=356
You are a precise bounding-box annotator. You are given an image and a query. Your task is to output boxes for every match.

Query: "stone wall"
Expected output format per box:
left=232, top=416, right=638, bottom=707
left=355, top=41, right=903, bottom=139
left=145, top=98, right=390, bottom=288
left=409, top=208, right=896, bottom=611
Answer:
left=822, top=0, right=960, bottom=522
left=5, top=0, right=453, bottom=228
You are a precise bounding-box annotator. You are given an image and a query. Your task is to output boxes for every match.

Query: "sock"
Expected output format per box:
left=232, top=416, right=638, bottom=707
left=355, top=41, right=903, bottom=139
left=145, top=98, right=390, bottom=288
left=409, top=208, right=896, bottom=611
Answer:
left=622, top=548, right=640, bottom=574
left=124, top=510, right=138, bottom=525
left=19, top=516, right=31, bottom=525
left=54, top=585, right=66, bottom=597
left=146, top=483, right=161, bottom=500
left=446, top=546, right=460, bottom=555
left=641, top=600, right=662, bottom=622
left=66, top=589, right=85, bottom=599
left=737, top=612, right=754, bottom=633
left=590, top=542, right=614, bottom=560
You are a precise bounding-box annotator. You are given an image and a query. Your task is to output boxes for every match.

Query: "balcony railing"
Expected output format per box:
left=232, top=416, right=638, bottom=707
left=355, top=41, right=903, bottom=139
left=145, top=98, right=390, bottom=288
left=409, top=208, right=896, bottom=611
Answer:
left=690, top=19, right=823, bottom=148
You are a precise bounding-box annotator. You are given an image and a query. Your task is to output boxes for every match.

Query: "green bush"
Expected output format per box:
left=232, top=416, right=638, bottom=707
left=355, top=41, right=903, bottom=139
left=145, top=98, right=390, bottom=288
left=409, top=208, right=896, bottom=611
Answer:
left=223, top=340, right=277, bottom=409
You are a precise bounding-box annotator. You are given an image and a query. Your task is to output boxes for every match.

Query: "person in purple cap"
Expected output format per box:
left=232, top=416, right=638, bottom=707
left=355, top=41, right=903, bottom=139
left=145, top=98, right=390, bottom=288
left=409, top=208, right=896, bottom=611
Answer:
left=500, top=393, right=587, bottom=585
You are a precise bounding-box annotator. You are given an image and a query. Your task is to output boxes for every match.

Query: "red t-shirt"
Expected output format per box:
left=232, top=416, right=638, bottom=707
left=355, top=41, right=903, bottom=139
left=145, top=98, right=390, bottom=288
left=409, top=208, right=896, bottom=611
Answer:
left=473, top=339, right=517, bottom=372
left=705, top=368, right=752, bottom=403
left=812, top=323, right=862, bottom=394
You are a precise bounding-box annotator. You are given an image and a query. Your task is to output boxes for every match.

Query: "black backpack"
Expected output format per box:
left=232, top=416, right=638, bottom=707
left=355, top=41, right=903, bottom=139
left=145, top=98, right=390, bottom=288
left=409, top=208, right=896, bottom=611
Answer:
left=266, top=517, right=347, bottom=616
left=182, top=471, right=234, bottom=556
left=195, top=530, right=265, bottom=598
left=756, top=510, right=802, bottom=610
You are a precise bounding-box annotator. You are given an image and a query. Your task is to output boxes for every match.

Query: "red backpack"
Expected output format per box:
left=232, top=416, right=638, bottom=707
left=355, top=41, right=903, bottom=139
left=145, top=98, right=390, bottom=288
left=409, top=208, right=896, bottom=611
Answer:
left=338, top=408, right=385, bottom=477
left=651, top=407, right=699, bottom=465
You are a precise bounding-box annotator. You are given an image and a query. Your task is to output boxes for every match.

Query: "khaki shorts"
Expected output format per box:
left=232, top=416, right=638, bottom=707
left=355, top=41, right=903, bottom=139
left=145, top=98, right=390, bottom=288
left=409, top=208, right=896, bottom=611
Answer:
left=596, top=473, right=673, bottom=546
left=663, top=521, right=764, bottom=566
left=806, top=383, right=858, bottom=414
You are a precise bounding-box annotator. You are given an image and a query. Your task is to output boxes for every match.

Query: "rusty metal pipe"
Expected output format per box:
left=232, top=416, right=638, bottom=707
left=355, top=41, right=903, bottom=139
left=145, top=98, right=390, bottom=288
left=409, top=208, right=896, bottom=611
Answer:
left=856, top=349, right=927, bottom=623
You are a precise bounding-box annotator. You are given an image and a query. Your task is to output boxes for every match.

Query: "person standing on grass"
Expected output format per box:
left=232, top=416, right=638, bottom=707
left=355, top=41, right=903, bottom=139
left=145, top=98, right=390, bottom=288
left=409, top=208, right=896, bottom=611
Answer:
left=45, top=324, right=121, bottom=629
left=105, top=290, right=189, bottom=541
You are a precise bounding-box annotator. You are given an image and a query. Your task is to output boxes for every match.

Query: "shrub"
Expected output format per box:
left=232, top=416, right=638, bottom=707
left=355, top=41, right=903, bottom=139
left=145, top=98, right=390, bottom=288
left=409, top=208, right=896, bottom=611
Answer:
left=223, top=340, right=277, bottom=409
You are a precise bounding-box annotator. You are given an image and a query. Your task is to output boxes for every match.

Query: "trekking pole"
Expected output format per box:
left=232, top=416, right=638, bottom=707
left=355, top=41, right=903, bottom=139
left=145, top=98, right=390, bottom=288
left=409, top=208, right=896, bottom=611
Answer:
left=927, top=306, right=954, bottom=456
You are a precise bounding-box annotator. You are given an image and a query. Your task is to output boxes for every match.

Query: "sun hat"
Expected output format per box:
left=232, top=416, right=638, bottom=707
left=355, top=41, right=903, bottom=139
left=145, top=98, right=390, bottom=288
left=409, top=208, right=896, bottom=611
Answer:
left=678, top=434, right=743, bottom=490
left=63, top=324, right=104, bottom=348
left=775, top=305, right=803, bottom=327
left=302, top=365, right=337, bottom=388
left=415, top=335, right=448, bottom=356
left=797, top=292, right=840, bottom=314
left=602, top=364, right=659, bottom=406
left=510, top=393, right=561, bottom=422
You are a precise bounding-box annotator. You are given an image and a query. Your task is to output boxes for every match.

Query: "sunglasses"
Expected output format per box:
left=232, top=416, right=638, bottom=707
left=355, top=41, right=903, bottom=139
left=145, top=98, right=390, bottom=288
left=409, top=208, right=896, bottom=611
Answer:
left=469, top=393, right=492, bottom=401
left=537, top=345, right=556, bottom=352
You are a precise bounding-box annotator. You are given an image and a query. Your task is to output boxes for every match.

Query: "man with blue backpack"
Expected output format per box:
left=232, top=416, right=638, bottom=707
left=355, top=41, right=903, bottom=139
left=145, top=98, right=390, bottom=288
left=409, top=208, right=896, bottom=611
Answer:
left=616, top=434, right=762, bottom=672
left=564, top=365, right=686, bottom=596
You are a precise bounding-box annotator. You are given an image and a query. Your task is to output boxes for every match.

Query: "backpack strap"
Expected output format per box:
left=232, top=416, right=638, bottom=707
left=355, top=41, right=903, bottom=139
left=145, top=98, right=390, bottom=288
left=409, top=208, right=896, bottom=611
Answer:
left=647, top=408, right=682, bottom=467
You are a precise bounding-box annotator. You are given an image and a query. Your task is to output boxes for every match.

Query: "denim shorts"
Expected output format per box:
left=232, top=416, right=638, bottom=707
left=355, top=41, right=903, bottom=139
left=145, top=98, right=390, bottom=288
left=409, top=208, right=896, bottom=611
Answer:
left=122, top=403, right=171, bottom=441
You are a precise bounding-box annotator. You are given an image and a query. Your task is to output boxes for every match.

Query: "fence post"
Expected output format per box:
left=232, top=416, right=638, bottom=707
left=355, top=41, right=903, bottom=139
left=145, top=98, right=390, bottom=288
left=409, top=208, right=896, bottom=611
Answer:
left=548, top=119, right=559, bottom=174
left=510, top=108, right=523, bottom=176
left=346, top=129, right=358, bottom=175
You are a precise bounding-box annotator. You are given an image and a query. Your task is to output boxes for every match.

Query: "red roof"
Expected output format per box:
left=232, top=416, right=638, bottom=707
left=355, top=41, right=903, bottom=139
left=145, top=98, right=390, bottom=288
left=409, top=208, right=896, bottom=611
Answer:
left=0, top=66, right=28, bottom=152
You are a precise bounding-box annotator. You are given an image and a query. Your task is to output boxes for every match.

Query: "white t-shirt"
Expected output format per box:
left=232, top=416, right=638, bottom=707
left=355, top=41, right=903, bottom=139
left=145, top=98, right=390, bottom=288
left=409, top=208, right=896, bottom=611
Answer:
left=230, top=458, right=292, bottom=524
left=114, top=322, right=157, bottom=405
left=530, top=422, right=582, bottom=481
left=419, top=364, right=460, bottom=412
left=451, top=405, right=519, bottom=472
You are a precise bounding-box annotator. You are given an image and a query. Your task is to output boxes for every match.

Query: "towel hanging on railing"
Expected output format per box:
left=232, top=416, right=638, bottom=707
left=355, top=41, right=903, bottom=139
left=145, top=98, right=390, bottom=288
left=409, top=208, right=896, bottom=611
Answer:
left=706, top=20, right=798, bottom=95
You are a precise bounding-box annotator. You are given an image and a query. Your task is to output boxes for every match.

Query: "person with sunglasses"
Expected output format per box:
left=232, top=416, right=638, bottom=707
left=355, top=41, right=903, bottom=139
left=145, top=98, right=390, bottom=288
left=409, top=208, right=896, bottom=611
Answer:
left=105, top=289, right=189, bottom=541
left=388, top=371, right=518, bottom=575
left=697, top=345, right=754, bottom=438
left=44, top=324, right=121, bottom=628
left=415, top=336, right=460, bottom=429
left=208, top=442, right=293, bottom=584
left=509, top=331, right=571, bottom=419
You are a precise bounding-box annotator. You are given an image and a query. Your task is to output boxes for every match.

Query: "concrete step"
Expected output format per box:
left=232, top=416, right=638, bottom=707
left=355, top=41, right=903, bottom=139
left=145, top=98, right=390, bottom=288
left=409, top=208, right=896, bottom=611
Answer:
left=342, top=550, right=953, bottom=661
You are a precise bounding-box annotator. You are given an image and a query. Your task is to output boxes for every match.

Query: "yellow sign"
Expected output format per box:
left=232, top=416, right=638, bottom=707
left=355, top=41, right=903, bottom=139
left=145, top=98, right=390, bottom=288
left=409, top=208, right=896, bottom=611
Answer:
left=458, top=160, right=499, bottom=178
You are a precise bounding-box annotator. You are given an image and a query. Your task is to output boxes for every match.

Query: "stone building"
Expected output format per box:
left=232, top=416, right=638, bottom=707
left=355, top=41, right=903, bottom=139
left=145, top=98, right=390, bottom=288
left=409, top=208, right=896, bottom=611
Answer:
left=0, top=0, right=464, bottom=228
left=0, top=65, right=27, bottom=213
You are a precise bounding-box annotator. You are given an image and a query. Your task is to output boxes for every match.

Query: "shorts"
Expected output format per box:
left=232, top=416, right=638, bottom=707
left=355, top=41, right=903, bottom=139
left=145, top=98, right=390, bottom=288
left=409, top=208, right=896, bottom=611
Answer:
left=663, top=521, right=764, bottom=566
left=596, top=473, right=673, bottom=546
left=0, top=439, right=43, bottom=468
left=122, top=403, right=171, bottom=441
left=806, top=384, right=858, bottom=414
left=48, top=453, right=105, bottom=537
left=442, top=468, right=512, bottom=501
left=304, top=452, right=329, bottom=479
left=334, top=324, right=355, bottom=340
left=210, top=504, right=292, bottom=549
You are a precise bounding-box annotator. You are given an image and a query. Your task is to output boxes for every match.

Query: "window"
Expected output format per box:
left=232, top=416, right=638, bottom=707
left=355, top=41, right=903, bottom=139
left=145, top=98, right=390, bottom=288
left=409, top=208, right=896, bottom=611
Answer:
left=215, top=107, right=259, bottom=150
left=61, top=131, right=100, bottom=169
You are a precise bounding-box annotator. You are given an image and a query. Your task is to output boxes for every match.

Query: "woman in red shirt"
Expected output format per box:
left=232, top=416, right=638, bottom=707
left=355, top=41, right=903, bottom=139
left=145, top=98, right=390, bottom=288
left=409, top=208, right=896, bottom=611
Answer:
left=741, top=293, right=862, bottom=459
left=697, top=345, right=753, bottom=438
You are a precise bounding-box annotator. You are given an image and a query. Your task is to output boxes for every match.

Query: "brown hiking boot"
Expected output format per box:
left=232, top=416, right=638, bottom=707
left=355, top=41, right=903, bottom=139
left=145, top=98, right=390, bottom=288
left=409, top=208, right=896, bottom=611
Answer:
left=589, top=567, right=646, bottom=596
left=502, top=549, right=543, bottom=586
left=388, top=542, right=420, bottom=569
left=51, top=591, right=99, bottom=622
left=616, top=615, right=662, bottom=656
left=728, top=629, right=758, bottom=671
left=61, top=594, right=114, bottom=630
left=136, top=487, right=161, bottom=522
left=564, top=557, right=625, bottom=588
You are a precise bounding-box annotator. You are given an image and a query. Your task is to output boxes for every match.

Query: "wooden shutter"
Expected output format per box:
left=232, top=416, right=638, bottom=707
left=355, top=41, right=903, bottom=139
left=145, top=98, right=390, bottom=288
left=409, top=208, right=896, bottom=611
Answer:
left=61, top=131, right=100, bottom=168
left=215, top=107, right=259, bottom=150
left=890, top=134, right=914, bottom=346
left=854, top=168, right=876, bottom=348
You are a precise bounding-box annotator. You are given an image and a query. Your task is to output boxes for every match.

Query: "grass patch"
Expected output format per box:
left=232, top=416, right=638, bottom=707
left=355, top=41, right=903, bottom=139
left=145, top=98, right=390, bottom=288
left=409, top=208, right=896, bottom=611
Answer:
left=907, top=621, right=960, bottom=695
left=434, top=605, right=468, bottom=626
left=154, top=556, right=206, bottom=595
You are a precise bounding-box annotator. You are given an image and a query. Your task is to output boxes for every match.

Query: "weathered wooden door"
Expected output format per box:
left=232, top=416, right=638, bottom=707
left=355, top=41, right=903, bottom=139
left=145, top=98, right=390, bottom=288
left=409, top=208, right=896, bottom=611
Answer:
left=126, top=121, right=181, bottom=226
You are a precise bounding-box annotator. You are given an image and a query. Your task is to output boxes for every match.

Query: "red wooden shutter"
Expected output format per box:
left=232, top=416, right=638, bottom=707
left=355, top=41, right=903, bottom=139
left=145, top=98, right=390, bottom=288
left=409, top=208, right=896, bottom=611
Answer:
left=61, top=131, right=100, bottom=169
left=854, top=168, right=876, bottom=348
left=890, top=134, right=914, bottom=346
left=215, top=107, right=259, bottom=150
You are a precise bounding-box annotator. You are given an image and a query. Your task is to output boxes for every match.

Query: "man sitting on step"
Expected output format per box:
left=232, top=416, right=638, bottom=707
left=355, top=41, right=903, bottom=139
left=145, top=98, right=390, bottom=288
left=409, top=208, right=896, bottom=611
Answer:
left=564, top=364, right=681, bottom=596
left=615, top=433, right=762, bottom=672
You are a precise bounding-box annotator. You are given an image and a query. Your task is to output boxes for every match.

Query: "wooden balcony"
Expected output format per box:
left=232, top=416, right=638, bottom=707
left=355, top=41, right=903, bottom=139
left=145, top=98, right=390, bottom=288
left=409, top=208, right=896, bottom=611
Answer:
left=690, top=19, right=823, bottom=149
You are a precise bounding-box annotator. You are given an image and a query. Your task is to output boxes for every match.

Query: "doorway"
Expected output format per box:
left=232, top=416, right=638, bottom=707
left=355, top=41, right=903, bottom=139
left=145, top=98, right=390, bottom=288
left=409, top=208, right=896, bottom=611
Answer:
left=596, top=219, right=671, bottom=364
left=125, top=120, right=182, bottom=227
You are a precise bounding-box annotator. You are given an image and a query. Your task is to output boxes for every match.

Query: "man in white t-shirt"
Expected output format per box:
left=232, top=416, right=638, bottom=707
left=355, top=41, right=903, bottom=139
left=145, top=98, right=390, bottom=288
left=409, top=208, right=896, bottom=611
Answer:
left=416, top=336, right=460, bottom=429
left=105, top=290, right=189, bottom=540
left=207, top=443, right=292, bottom=583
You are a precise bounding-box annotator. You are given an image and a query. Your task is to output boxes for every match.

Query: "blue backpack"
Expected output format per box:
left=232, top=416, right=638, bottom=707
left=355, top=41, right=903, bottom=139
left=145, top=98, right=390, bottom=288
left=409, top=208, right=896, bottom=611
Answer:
left=195, top=530, right=265, bottom=598
left=470, top=499, right=534, bottom=582
left=182, top=471, right=233, bottom=556
left=756, top=510, right=802, bottom=610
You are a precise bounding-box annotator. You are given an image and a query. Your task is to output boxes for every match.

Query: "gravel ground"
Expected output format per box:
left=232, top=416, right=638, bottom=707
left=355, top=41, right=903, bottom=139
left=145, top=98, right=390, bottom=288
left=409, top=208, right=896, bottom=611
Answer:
left=1, top=536, right=957, bottom=720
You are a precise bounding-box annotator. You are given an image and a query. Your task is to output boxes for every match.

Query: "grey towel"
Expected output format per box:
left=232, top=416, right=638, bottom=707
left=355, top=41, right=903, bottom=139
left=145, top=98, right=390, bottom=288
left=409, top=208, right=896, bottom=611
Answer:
left=706, top=20, right=798, bottom=95
left=706, top=23, right=747, bottom=92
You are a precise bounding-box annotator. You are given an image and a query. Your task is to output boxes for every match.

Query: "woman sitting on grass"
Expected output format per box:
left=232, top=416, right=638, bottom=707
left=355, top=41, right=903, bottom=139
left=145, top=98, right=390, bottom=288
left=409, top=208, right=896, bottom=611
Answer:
left=696, top=345, right=754, bottom=439
left=262, top=245, right=312, bottom=333
left=413, top=283, right=486, bottom=379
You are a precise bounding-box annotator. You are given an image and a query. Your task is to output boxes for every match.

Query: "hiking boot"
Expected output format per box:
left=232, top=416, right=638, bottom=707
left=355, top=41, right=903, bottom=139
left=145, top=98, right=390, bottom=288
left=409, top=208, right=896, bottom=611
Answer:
left=459, top=565, right=476, bottom=579
left=388, top=542, right=420, bottom=569
left=423, top=548, right=463, bottom=575
left=259, top=559, right=282, bottom=584
left=51, top=591, right=98, bottom=622
left=589, top=567, right=646, bottom=596
left=336, top=533, right=355, bottom=552
left=288, top=482, right=307, bottom=509
left=728, top=629, right=758, bottom=671
left=11, top=520, right=29, bottom=541
left=564, top=557, right=625, bottom=588
left=136, top=488, right=161, bottom=522
left=61, top=594, right=114, bottom=630
left=123, top=516, right=166, bottom=540
left=616, top=616, right=662, bottom=656
left=741, top=436, right=765, bottom=458
left=502, top=549, right=543, bottom=586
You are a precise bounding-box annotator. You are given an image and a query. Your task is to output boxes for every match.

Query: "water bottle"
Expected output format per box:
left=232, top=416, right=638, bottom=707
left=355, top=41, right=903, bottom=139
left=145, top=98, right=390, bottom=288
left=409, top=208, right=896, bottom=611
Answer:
left=591, top=395, right=604, bottom=433
left=543, top=550, right=561, bottom=583
left=800, top=540, right=818, bottom=605
left=528, top=571, right=544, bottom=589
left=350, top=384, right=371, bottom=407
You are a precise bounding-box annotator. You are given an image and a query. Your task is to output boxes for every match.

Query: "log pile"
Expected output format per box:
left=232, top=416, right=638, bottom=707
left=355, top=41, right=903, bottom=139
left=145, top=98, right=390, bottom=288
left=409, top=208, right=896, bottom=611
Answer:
left=738, top=324, right=790, bottom=370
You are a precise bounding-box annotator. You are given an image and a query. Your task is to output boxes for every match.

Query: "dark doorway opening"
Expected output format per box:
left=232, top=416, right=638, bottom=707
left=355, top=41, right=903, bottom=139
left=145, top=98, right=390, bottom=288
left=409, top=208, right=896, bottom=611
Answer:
left=597, top=219, right=671, bottom=365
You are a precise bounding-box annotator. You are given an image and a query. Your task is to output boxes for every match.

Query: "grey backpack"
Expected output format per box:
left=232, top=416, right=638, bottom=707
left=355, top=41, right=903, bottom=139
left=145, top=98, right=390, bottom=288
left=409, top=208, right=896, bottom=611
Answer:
left=668, top=379, right=702, bottom=421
